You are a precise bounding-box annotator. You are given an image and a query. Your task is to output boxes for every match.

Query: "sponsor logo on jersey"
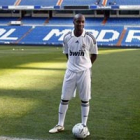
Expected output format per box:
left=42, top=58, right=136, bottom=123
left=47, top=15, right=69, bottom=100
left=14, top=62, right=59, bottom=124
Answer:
left=69, top=50, right=85, bottom=56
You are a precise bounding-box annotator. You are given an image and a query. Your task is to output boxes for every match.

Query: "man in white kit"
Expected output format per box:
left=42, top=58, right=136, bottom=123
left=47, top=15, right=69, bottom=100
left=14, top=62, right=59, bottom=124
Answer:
left=49, top=13, right=98, bottom=135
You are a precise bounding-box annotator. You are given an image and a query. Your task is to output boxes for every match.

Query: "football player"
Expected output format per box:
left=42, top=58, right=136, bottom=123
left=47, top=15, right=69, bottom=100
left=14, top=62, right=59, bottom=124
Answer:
left=49, top=13, right=98, bottom=135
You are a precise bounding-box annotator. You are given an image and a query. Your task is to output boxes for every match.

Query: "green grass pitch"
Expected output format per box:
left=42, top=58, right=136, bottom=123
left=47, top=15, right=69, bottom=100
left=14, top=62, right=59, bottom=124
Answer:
left=0, top=45, right=140, bottom=140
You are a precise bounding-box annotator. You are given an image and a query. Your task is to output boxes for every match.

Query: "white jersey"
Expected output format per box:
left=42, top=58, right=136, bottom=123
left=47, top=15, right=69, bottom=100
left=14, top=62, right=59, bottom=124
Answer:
left=63, top=29, right=98, bottom=72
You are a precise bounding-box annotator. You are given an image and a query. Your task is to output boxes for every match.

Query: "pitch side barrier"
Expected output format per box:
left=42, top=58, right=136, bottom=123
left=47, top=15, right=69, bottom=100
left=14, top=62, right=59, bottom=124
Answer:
left=0, top=26, right=140, bottom=48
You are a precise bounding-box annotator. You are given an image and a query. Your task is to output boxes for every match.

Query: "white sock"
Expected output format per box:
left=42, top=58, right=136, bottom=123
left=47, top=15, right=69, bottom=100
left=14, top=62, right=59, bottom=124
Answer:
left=58, top=101, right=68, bottom=126
left=81, top=102, right=89, bottom=126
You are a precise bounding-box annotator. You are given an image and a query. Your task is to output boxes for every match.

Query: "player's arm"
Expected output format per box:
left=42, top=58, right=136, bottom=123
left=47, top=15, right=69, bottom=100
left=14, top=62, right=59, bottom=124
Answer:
left=90, top=54, right=97, bottom=64
left=66, top=54, right=68, bottom=59
left=63, top=32, right=71, bottom=60
left=86, top=32, right=98, bottom=64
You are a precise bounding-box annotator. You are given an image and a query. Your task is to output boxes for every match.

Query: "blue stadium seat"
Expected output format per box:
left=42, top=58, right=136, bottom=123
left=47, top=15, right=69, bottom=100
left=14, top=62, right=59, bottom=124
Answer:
left=107, top=0, right=140, bottom=5
left=61, top=0, right=97, bottom=6
left=19, top=0, right=58, bottom=6
left=47, top=17, right=104, bottom=26
left=106, top=18, right=140, bottom=26
left=85, top=18, right=104, bottom=26
left=121, top=27, right=140, bottom=47
left=0, top=17, right=19, bottom=25
left=0, top=0, right=139, bottom=6
left=21, top=17, right=48, bottom=25
left=0, top=0, right=16, bottom=6
left=47, top=17, right=73, bottom=25
left=0, top=25, right=139, bottom=47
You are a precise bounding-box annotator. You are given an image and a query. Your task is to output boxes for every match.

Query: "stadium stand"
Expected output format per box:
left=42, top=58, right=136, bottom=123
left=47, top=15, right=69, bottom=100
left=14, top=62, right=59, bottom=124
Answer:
left=86, top=18, right=104, bottom=26
left=0, top=0, right=16, bottom=6
left=47, top=17, right=73, bottom=26
left=107, top=0, right=140, bottom=5
left=0, top=0, right=140, bottom=47
left=106, top=18, right=140, bottom=26
left=61, top=0, right=97, bottom=6
left=19, top=0, right=58, bottom=6
left=21, top=17, right=48, bottom=25
left=121, top=27, right=140, bottom=47
left=44, top=17, right=104, bottom=26
left=0, top=17, right=18, bottom=25
left=0, top=0, right=140, bottom=6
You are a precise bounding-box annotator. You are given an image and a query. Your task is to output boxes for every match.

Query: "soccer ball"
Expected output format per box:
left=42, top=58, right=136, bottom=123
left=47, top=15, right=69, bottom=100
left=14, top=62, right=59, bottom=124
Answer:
left=72, top=123, right=89, bottom=139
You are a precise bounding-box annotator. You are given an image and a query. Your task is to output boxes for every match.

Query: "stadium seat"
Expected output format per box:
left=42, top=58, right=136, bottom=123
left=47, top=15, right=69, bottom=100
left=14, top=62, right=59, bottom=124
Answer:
left=0, top=0, right=16, bottom=6
left=61, top=0, right=97, bottom=6
left=0, top=17, right=19, bottom=25
left=21, top=17, right=48, bottom=25
left=106, top=18, right=140, bottom=26
left=107, top=0, right=140, bottom=6
left=19, top=0, right=58, bottom=6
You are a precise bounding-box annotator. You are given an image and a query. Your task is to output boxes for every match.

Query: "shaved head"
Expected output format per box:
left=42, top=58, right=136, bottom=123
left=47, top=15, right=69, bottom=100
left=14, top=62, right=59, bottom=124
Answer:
left=74, top=14, right=85, bottom=21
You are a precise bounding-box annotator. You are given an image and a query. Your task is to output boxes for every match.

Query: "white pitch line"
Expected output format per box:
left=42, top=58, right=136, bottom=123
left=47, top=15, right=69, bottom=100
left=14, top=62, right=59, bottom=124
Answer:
left=0, top=136, right=70, bottom=140
left=0, top=136, right=38, bottom=140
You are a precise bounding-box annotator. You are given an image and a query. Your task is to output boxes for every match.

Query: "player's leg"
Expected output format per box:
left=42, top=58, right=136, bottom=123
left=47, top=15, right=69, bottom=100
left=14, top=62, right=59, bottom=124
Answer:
left=81, top=100, right=90, bottom=126
left=59, top=69, right=76, bottom=126
left=49, top=100, right=68, bottom=133
left=77, top=69, right=91, bottom=126
left=81, top=100, right=90, bottom=136
left=58, top=100, right=69, bottom=127
left=49, top=70, right=76, bottom=133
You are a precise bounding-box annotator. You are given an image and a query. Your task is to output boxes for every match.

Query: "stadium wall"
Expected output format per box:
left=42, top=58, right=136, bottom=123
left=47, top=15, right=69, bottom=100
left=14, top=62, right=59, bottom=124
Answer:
left=0, top=25, right=140, bottom=48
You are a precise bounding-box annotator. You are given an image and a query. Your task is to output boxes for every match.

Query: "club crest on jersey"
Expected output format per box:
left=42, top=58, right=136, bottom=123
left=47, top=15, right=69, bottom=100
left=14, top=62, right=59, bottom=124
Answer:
left=82, top=43, right=86, bottom=49
left=70, top=50, right=85, bottom=56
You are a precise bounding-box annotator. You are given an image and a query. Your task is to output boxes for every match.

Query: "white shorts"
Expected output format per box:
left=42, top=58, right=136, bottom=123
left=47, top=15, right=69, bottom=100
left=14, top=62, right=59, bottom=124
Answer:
left=61, top=69, right=91, bottom=101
